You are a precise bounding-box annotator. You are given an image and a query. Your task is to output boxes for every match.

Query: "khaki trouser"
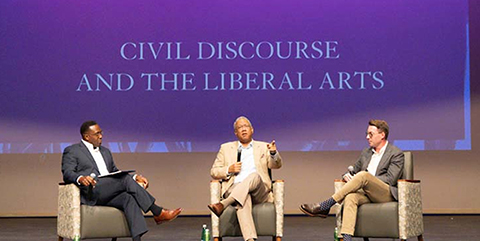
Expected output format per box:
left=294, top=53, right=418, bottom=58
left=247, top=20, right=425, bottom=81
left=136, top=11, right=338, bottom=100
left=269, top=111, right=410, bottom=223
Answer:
left=332, top=171, right=394, bottom=235
left=224, top=173, right=270, bottom=241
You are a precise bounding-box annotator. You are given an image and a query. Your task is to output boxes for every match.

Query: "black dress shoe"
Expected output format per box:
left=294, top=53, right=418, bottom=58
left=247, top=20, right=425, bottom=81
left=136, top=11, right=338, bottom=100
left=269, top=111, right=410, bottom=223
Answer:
left=299, top=203, right=329, bottom=218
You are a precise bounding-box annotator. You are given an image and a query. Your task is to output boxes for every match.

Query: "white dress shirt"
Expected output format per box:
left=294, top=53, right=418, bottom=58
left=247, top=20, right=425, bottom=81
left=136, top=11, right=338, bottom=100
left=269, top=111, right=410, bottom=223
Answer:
left=367, top=141, right=388, bottom=176
left=76, top=140, right=137, bottom=185
left=234, top=141, right=257, bottom=184
left=81, top=139, right=110, bottom=176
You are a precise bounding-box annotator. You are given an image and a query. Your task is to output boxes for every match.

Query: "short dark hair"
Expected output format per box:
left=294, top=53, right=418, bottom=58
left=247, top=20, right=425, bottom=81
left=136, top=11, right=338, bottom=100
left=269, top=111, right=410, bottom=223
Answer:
left=368, top=119, right=389, bottom=140
left=80, top=120, right=97, bottom=136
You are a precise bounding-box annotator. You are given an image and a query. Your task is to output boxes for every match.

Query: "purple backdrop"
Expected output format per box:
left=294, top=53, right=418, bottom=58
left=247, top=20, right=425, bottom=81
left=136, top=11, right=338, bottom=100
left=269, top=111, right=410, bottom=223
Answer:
left=0, top=0, right=470, bottom=153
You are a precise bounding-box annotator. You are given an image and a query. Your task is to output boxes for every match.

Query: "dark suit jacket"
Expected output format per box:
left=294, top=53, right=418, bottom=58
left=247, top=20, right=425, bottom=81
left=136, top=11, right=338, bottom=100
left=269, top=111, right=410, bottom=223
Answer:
left=350, top=143, right=404, bottom=200
left=61, top=142, right=119, bottom=205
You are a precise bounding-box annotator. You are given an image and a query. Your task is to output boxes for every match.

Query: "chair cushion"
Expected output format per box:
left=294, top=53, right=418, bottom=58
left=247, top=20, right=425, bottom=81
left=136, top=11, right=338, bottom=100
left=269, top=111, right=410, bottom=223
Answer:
left=354, top=202, right=399, bottom=238
left=219, top=202, right=276, bottom=237
left=80, top=205, right=131, bottom=238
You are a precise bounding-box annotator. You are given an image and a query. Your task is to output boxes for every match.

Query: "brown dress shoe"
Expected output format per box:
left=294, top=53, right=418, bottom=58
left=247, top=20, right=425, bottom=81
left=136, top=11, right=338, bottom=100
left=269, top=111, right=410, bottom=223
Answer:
left=299, top=203, right=329, bottom=218
left=154, top=208, right=182, bottom=225
left=207, top=202, right=224, bottom=217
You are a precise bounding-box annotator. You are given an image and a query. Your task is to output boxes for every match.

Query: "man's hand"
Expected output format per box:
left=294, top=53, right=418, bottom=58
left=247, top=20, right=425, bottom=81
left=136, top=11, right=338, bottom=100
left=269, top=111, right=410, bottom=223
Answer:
left=79, top=175, right=96, bottom=187
left=228, top=162, right=242, bottom=174
left=343, top=173, right=354, bottom=182
left=267, top=140, right=277, bottom=154
left=135, top=175, right=149, bottom=189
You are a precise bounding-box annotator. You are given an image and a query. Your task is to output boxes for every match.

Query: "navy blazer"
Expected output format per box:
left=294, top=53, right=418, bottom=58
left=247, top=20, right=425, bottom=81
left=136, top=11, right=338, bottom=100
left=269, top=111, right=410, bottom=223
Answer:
left=61, top=142, right=119, bottom=205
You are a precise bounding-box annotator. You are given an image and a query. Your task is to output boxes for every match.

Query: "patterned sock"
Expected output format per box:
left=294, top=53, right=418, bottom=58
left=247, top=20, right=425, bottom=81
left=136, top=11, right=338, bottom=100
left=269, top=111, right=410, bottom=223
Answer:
left=220, top=196, right=235, bottom=207
left=149, top=203, right=163, bottom=216
left=342, top=234, right=352, bottom=241
left=319, top=197, right=336, bottom=211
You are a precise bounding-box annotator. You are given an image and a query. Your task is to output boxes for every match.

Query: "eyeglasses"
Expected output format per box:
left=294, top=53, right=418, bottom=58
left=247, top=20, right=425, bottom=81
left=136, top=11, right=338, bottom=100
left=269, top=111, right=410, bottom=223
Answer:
left=236, top=124, right=251, bottom=130
left=366, top=131, right=380, bottom=138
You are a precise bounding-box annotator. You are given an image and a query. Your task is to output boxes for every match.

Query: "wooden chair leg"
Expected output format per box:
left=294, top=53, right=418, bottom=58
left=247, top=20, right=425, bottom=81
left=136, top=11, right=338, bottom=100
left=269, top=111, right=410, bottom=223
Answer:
left=213, top=238, right=222, bottom=241
left=58, top=236, right=63, bottom=241
left=272, top=236, right=281, bottom=241
left=418, top=235, right=424, bottom=241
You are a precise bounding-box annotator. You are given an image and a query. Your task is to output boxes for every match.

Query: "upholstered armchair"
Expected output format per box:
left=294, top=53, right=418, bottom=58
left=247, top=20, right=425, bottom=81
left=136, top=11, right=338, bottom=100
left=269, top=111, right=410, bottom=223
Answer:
left=210, top=179, right=285, bottom=241
left=57, top=183, right=131, bottom=241
left=334, top=151, right=424, bottom=241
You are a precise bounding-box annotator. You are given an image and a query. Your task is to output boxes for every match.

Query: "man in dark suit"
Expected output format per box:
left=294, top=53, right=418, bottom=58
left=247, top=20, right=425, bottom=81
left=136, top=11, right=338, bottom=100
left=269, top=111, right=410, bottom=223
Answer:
left=300, top=120, right=404, bottom=241
left=62, top=121, right=182, bottom=241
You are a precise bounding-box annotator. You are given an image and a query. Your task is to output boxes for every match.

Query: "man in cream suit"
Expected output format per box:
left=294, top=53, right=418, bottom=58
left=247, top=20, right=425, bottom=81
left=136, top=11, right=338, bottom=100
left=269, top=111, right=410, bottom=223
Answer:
left=300, top=120, right=404, bottom=241
left=208, top=116, right=283, bottom=241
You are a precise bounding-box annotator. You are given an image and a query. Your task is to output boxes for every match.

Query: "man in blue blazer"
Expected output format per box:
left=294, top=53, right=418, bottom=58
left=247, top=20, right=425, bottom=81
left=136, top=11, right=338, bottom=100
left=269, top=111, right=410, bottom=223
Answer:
left=62, top=121, right=182, bottom=241
left=300, top=120, right=404, bottom=241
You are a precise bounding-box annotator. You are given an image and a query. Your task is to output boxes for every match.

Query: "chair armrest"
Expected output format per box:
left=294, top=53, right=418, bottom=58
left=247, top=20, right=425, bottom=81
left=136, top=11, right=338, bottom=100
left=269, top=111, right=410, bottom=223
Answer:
left=210, top=180, right=221, bottom=237
left=333, top=179, right=346, bottom=215
left=334, top=179, right=346, bottom=192
left=399, top=179, right=421, bottom=183
left=397, top=179, right=424, bottom=239
left=273, top=180, right=285, bottom=237
left=333, top=179, right=346, bottom=235
left=57, top=183, right=81, bottom=239
left=210, top=180, right=222, bottom=203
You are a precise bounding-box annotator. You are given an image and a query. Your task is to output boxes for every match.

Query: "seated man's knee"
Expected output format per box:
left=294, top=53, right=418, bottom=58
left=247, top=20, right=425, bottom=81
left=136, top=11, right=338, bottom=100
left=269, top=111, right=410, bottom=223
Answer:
left=113, top=193, right=136, bottom=211
left=353, top=171, right=371, bottom=181
left=344, top=193, right=360, bottom=206
left=249, top=172, right=261, bottom=181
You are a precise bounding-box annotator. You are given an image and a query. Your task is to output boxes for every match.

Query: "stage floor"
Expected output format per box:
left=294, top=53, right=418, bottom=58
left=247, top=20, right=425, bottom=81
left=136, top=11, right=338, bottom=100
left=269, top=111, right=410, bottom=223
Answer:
left=0, top=215, right=478, bottom=241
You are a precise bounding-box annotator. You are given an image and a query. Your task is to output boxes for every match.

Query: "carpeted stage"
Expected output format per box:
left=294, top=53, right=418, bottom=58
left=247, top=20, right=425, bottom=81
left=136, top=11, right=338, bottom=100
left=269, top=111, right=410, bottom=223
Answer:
left=0, top=215, right=478, bottom=241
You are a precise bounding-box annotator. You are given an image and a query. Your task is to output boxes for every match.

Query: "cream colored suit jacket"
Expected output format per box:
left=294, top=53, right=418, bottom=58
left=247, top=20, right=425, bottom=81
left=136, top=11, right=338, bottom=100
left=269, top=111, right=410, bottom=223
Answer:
left=210, top=140, right=283, bottom=202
